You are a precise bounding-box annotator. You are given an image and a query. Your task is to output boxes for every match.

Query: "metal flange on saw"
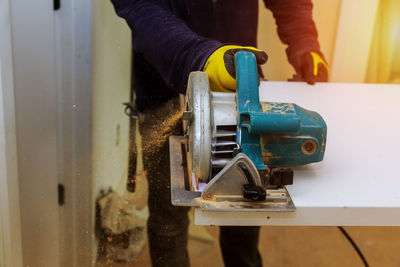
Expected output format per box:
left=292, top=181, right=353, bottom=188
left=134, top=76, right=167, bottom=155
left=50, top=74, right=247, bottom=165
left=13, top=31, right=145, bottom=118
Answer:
left=170, top=51, right=327, bottom=213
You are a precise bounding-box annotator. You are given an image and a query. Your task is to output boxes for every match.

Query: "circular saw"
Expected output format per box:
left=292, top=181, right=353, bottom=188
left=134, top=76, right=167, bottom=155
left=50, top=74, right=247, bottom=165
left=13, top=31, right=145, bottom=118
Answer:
left=172, top=51, right=327, bottom=211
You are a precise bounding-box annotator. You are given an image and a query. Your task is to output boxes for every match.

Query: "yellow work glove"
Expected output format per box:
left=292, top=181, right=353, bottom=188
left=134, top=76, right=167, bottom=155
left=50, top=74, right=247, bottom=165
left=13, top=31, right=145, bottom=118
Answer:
left=203, top=45, right=268, bottom=92
left=299, top=51, right=329, bottom=85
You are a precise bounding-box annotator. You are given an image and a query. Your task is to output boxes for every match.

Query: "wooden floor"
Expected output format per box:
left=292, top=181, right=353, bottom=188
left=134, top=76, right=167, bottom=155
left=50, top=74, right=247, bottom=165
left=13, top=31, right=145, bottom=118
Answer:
left=96, top=222, right=400, bottom=267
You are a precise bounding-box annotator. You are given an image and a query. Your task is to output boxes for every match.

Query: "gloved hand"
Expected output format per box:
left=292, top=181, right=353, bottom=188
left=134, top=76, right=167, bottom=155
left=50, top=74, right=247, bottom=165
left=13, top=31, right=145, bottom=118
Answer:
left=298, top=51, right=329, bottom=85
left=203, top=45, right=268, bottom=92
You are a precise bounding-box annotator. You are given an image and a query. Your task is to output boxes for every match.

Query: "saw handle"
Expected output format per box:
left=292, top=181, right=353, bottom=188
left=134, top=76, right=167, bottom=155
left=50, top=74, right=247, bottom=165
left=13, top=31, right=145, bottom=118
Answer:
left=233, top=51, right=267, bottom=170
left=234, top=51, right=261, bottom=113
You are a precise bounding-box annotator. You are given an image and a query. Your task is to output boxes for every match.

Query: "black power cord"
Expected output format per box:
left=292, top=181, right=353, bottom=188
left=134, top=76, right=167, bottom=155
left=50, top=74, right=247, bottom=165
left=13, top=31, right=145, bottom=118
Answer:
left=338, top=226, right=369, bottom=267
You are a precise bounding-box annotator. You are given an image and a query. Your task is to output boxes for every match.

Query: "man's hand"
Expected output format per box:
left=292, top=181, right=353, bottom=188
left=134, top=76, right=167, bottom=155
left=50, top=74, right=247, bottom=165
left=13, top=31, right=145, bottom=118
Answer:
left=203, top=45, right=268, bottom=92
left=298, top=52, right=329, bottom=85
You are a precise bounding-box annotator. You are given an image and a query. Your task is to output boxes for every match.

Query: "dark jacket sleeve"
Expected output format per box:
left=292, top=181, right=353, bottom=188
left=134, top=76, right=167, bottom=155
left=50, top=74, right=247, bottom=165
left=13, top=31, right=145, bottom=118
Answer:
left=110, top=0, right=222, bottom=93
left=264, top=0, right=322, bottom=72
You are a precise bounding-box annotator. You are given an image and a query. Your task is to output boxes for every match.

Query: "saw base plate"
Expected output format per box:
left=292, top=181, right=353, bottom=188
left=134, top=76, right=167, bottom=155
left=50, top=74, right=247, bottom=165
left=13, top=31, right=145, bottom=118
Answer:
left=170, top=136, right=295, bottom=212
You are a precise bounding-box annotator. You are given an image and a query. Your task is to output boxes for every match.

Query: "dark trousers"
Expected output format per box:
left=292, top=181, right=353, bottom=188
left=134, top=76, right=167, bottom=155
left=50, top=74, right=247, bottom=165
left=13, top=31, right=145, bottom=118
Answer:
left=132, top=98, right=262, bottom=267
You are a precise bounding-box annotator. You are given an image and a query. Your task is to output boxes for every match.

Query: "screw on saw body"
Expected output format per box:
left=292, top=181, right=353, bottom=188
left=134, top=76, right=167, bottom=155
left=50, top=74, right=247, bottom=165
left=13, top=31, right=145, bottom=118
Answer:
left=204, top=192, right=213, bottom=200
left=302, top=140, right=317, bottom=155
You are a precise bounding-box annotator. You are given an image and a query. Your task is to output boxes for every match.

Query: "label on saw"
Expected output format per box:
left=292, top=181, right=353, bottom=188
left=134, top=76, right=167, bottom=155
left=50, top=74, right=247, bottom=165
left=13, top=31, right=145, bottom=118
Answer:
left=261, top=102, right=296, bottom=115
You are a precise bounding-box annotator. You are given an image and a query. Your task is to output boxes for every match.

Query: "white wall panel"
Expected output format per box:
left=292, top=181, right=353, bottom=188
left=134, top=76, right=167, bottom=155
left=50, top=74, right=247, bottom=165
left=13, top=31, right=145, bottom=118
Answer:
left=10, top=0, right=60, bottom=265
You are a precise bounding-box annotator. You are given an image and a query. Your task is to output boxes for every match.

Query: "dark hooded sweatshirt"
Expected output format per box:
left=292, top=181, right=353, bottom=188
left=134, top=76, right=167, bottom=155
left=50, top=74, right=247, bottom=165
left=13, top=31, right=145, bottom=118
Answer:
left=111, top=0, right=320, bottom=111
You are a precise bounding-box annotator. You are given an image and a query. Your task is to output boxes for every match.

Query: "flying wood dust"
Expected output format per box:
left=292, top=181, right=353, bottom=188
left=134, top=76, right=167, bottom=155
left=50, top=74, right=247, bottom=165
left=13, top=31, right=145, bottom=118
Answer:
left=136, top=99, right=184, bottom=155
left=143, top=110, right=183, bottom=153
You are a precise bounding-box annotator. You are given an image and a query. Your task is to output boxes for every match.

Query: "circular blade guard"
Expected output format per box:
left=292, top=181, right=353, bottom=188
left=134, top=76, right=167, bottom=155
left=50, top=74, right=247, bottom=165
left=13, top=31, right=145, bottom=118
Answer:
left=185, top=72, right=212, bottom=182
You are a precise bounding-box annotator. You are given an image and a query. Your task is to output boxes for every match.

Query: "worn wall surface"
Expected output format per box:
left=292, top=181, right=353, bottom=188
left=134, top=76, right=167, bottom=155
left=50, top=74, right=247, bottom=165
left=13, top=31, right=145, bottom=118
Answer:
left=0, top=60, right=5, bottom=267
left=258, top=0, right=342, bottom=81
left=92, top=0, right=131, bottom=199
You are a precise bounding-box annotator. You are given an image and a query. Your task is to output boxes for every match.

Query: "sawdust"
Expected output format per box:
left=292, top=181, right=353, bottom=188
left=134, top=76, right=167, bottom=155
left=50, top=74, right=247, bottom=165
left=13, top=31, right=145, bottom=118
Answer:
left=143, top=110, right=183, bottom=152
left=138, top=98, right=184, bottom=155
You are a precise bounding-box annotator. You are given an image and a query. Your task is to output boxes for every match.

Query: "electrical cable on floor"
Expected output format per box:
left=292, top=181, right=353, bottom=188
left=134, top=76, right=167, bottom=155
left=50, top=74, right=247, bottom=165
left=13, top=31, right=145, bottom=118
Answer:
left=338, top=226, right=369, bottom=267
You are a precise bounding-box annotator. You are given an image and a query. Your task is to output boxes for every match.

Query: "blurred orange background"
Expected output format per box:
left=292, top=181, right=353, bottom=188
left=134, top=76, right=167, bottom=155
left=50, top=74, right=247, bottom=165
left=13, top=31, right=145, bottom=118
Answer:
left=257, top=0, right=400, bottom=84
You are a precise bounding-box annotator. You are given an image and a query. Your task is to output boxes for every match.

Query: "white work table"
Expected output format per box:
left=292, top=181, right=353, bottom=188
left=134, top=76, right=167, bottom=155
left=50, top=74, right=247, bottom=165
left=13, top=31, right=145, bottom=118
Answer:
left=195, top=81, right=400, bottom=226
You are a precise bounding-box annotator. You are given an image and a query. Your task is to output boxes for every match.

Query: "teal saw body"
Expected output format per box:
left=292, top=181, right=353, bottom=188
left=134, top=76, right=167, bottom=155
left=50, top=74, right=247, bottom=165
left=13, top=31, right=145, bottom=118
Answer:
left=235, top=51, right=327, bottom=170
